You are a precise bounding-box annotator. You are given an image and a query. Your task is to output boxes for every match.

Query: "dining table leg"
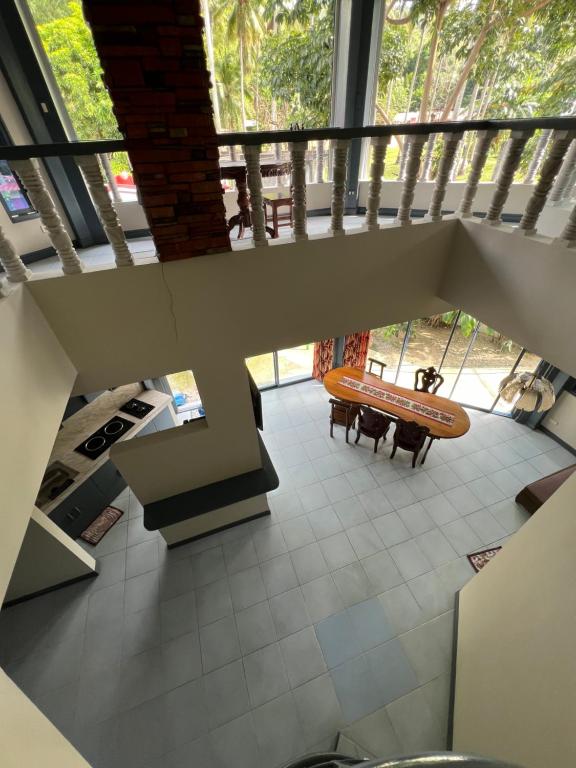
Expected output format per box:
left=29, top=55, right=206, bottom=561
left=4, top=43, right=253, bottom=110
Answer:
left=420, top=436, right=436, bottom=465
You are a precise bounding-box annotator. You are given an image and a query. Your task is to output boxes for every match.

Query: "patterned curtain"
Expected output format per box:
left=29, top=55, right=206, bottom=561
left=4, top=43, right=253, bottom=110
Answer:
left=313, top=339, right=334, bottom=381
left=343, top=331, right=371, bottom=370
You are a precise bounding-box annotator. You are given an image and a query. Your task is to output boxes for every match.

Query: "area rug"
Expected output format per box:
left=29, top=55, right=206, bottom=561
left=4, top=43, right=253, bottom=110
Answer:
left=467, top=546, right=502, bottom=573
left=339, top=375, right=455, bottom=426
left=80, top=506, right=124, bottom=545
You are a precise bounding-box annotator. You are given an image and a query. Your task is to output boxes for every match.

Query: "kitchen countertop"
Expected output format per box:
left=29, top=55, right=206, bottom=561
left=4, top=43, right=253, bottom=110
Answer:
left=39, top=384, right=173, bottom=515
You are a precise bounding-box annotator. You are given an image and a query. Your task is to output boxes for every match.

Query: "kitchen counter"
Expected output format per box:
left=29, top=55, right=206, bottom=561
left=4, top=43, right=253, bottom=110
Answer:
left=40, top=384, right=173, bottom=516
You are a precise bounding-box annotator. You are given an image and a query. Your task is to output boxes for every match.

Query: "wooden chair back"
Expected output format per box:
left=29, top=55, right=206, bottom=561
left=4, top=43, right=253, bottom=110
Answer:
left=367, top=357, right=387, bottom=379
left=414, top=366, right=444, bottom=394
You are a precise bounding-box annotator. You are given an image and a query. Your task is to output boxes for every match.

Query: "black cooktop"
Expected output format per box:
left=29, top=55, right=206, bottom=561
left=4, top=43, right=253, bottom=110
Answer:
left=74, top=415, right=135, bottom=460
left=119, top=397, right=155, bottom=419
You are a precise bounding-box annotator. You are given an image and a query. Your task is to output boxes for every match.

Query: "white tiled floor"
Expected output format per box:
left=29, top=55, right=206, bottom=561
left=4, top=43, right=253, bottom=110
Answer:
left=0, top=379, right=574, bottom=768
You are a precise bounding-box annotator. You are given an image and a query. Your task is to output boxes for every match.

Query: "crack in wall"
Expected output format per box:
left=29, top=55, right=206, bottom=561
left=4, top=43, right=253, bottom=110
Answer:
left=160, top=261, right=179, bottom=344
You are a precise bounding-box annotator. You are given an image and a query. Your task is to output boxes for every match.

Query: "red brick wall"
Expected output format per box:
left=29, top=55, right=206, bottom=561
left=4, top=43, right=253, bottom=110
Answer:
left=82, top=0, right=231, bottom=261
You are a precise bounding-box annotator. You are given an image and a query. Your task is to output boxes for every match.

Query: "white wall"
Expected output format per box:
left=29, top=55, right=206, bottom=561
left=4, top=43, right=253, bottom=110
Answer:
left=542, top=391, right=576, bottom=450
left=536, top=200, right=573, bottom=238
left=0, top=286, right=76, bottom=605
left=0, top=72, right=73, bottom=256
left=438, top=218, right=576, bottom=378
left=453, top=473, right=576, bottom=767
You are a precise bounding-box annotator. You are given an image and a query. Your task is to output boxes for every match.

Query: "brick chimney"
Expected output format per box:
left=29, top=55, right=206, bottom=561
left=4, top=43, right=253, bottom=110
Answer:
left=82, top=0, right=231, bottom=261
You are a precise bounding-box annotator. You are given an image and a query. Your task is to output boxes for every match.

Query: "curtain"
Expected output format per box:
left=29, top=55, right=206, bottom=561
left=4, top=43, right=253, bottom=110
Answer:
left=343, top=331, right=371, bottom=370
left=313, top=339, right=334, bottom=381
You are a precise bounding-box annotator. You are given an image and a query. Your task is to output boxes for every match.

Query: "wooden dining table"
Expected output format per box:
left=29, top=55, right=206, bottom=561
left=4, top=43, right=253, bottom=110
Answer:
left=324, top=366, right=470, bottom=462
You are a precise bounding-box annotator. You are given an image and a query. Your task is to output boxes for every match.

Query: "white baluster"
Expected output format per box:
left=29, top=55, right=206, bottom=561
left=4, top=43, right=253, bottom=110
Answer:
left=316, top=140, right=325, bottom=183
left=329, top=139, right=350, bottom=236
left=242, top=144, right=269, bottom=247
left=523, top=128, right=552, bottom=184
left=394, top=134, right=427, bottom=225
left=425, top=132, right=463, bottom=222
left=548, top=139, right=576, bottom=205
left=289, top=142, right=308, bottom=241
left=517, top=130, right=575, bottom=235
left=11, top=158, right=83, bottom=274
left=365, top=136, right=390, bottom=231
left=76, top=155, right=134, bottom=266
left=0, top=224, right=31, bottom=284
left=554, top=201, right=576, bottom=247
left=483, top=130, right=534, bottom=226
left=457, top=130, right=498, bottom=218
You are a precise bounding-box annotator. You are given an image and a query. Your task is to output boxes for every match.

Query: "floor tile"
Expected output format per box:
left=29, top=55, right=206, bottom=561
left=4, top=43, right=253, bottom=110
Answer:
left=345, top=467, right=378, bottom=494
left=315, top=610, right=363, bottom=669
left=333, top=497, right=369, bottom=528
left=342, top=706, right=401, bottom=759
left=293, top=673, right=344, bottom=749
left=281, top=516, right=316, bottom=550
left=253, top=691, right=305, bottom=768
left=330, top=654, right=382, bottom=722
left=332, top=562, right=374, bottom=607
left=290, top=463, right=320, bottom=489
left=163, top=677, right=209, bottom=749
left=301, top=575, right=345, bottom=622
left=407, top=570, right=454, bottom=621
left=465, top=509, right=508, bottom=545
left=346, top=522, right=385, bottom=559
left=420, top=493, right=460, bottom=526
left=348, top=598, right=395, bottom=652
left=291, top=542, right=330, bottom=583
left=397, top=502, right=435, bottom=536
left=199, top=616, right=241, bottom=673
left=468, top=448, right=504, bottom=475
left=446, top=456, right=484, bottom=483
left=389, top=540, right=432, bottom=580
left=358, top=488, right=395, bottom=519
left=210, top=713, right=260, bottom=768
left=298, top=482, right=330, bottom=513
left=380, top=479, right=418, bottom=510
left=322, top=476, right=356, bottom=503
left=269, top=587, right=311, bottom=638
left=307, top=505, right=344, bottom=539
left=403, top=473, right=440, bottom=501
left=270, top=491, right=305, bottom=521
left=236, top=600, right=276, bottom=655
left=312, top=453, right=344, bottom=481
left=444, top=485, right=484, bottom=515
left=229, top=565, right=267, bottom=611
left=252, top=525, right=287, bottom=562
left=158, top=558, right=194, bottom=602
left=378, top=584, right=425, bottom=634
left=398, top=620, right=450, bottom=685
left=318, top=533, right=357, bottom=571
left=203, top=659, right=250, bottom=730
left=365, top=637, right=419, bottom=705
left=122, top=606, right=161, bottom=658
left=261, top=554, right=299, bottom=597
left=243, top=642, right=290, bottom=707
left=362, top=550, right=404, bottom=593
left=415, top=528, right=458, bottom=567
left=280, top=626, right=327, bottom=687
left=467, top=476, right=506, bottom=506
left=223, top=536, right=258, bottom=575
left=424, top=465, right=462, bottom=492
left=441, top=518, right=483, bottom=556
left=386, top=687, right=446, bottom=753
left=160, top=590, right=198, bottom=641
left=126, top=540, right=159, bottom=580
left=488, top=468, right=523, bottom=496
left=488, top=499, right=530, bottom=533
left=190, top=547, right=226, bottom=587
left=371, top=512, right=411, bottom=547
left=304, top=437, right=333, bottom=460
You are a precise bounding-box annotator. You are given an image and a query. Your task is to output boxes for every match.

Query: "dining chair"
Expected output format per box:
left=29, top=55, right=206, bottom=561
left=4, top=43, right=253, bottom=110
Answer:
left=354, top=407, right=392, bottom=453
left=329, top=398, right=360, bottom=443
left=414, top=366, right=444, bottom=394
left=367, top=357, right=387, bottom=379
left=390, top=419, right=431, bottom=467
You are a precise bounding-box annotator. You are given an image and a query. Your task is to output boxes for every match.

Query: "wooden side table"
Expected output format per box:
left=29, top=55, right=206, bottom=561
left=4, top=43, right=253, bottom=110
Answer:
left=263, top=192, right=293, bottom=238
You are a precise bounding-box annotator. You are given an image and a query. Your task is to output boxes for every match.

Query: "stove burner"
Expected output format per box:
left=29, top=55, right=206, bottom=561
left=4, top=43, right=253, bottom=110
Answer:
left=104, top=420, right=124, bottom=436
left=75, top=415, right=135, bottom=459
left=119, top=398, right=155, bottom=419
left=85, top=435, right=106, bottom=452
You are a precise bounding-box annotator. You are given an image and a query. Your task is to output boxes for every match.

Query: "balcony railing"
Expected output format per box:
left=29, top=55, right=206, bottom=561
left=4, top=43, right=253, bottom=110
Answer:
left=1, top=116, right=576, bottom=288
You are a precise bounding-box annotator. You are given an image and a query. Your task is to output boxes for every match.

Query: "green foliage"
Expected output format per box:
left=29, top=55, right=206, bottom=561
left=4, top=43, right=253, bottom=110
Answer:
left=379, top=25, right=410, bottom=92
left=35, top=1, right=119, bottom=140
left=27, top=0, right=70, bottom=24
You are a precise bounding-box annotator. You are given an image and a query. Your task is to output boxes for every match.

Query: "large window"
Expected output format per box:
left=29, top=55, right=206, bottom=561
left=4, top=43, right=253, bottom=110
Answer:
left=0, top=120, right=35, bottom=222
left=247, top=344, right=314, bottom=390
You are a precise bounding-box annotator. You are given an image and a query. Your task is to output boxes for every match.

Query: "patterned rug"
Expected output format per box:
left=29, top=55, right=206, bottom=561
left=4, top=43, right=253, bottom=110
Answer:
left=81, top=506, right=124, bottom=545
left=467, top=546, right=502, bottom=573
left=339, top=376, right=455, bottom=426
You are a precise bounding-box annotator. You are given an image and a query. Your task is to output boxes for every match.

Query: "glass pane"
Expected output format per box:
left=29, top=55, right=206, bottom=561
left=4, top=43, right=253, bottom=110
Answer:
left=367, top=322, right=409, bottom=382
left=0, top=160, right=34, bottom=216
left=277, top=344, right=314, bottom=384
left=451, top=324, right=528, bottom=410
left=165, top=371, right=202, bottom=413
left=246, top=354, right=276, bottom=389
left=492, top=350, right=543, bottom=415
left=437, top=313, right=477, bottom=394
left=396, top=315, right=457, bottom=391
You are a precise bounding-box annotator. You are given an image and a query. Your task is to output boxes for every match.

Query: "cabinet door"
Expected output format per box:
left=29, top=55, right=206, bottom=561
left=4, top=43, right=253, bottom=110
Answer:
left=91, top=460, right=127, bottom=502
left=49, top=481, right=107, bottom=539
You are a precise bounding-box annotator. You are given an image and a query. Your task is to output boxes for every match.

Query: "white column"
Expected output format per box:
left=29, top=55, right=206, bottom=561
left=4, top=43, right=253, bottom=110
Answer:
left=457, top=130, right=498, bottom=218
left=365, top=136, right=390, bottom=231
left=554, top=202, right=576, bottom=247
left=11, top=158, right=83, bottom=274
left=242, top=144, right=268, bottom=247
left=289, top=141, right=308, bottom=241
left=523, top=128, right=552, bottom=184
left=425, top=132, right=463, bottom=222
left=483, top=130, right=534, bottom=226
left=0, top=225, right=31, bottom=284
left=517, top=130, right=576, bottom=235
left=329, top=139, right=350, bottom=236
left=549, top=139, right=576, bottom=204
left=394, top=134, right=427, bottom=225
left=76, top=155, right=134, bottom=266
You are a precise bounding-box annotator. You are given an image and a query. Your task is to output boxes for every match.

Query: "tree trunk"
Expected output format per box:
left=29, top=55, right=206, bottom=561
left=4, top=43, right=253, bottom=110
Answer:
left=524, top=129, right=552, bottom=183
left=201, top=0, right=221, bottom=131
left=404, top=23, right=426, bottom=122
left=418, top=1, right=450, bottom=122
left=449, top=81, right=476, bottom=180
left=385, top=80, right=393, bottom=115
left=239, top=35, right=247, bottom=131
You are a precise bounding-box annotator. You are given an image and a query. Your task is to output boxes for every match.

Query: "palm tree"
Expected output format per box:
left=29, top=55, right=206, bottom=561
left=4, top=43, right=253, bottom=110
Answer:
left=213, top=0, right=263, bottom=131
